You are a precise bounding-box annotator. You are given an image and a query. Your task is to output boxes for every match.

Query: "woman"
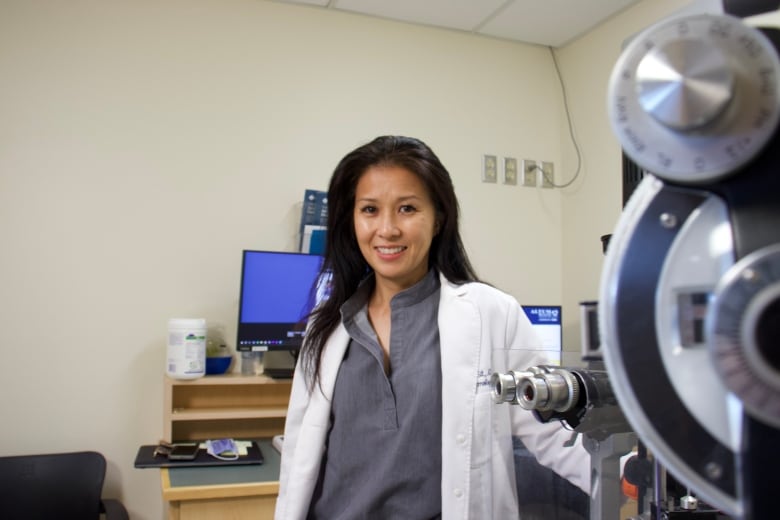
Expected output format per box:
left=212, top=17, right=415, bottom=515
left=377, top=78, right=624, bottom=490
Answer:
left=276, top=136, right=590, bottom=519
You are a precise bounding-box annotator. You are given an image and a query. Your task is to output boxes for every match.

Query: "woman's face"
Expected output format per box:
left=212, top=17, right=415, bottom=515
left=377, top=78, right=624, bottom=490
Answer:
left=353, top=164, right=438, bottom=292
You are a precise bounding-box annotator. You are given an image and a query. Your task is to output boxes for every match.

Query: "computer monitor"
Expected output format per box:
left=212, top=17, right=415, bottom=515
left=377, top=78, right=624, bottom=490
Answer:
left=236, top=250, right=330, bottom=352
left=521, top=305, right=562, bottom=365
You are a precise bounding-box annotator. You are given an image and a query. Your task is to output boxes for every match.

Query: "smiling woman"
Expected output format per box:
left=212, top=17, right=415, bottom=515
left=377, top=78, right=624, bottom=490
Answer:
left=274, top=135, right=592, bottom=520
left=300, top=135, right=476, bottom=387
left=354, top=165, right=439, bottom=295
left=353, top=163, right=441, bottom=371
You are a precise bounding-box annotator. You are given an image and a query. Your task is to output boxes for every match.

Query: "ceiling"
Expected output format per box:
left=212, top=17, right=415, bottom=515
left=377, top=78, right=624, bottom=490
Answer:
left=270, top=0, right=644, bottom=47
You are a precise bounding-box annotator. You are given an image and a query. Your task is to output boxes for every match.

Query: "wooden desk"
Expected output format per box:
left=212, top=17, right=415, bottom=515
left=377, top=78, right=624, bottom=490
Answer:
left=161, top=440, right=280, bottom=520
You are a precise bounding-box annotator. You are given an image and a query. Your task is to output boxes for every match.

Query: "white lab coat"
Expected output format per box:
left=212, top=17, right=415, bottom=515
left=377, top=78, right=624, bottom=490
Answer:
left=275, top=273, right=590, bottom=519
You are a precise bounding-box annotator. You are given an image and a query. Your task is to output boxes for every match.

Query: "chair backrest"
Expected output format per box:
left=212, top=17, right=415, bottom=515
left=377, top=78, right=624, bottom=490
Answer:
left=0, top=450, right=106, bottom=520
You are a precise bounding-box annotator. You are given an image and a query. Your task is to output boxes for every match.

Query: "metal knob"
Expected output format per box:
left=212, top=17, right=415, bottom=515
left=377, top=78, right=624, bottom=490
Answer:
left=607, top=13, right=780, bottom=183
left=491, top=371, right=518, bottom=404
left=636, top=39, right=734, bottom=131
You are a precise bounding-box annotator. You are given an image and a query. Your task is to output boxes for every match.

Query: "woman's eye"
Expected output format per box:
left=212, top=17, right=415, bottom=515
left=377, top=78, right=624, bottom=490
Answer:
left=399, top=205, right=416, bottom=214
left=360, top=205, right=377, bottom=214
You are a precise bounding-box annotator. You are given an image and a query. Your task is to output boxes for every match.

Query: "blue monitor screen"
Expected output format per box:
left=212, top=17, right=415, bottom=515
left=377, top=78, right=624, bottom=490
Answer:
left=236, top=250, right=329, bottom=351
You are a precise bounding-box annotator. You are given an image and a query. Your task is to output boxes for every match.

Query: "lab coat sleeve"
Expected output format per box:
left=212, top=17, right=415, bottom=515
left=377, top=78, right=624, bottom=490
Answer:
left=500, top=297, right=592, bottom=495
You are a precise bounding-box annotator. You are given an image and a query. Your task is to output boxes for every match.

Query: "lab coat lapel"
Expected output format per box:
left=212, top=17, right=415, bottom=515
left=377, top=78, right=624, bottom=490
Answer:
left=438, top=275, right=483, bottom=517
left=285, top=325, right=350, bottom=519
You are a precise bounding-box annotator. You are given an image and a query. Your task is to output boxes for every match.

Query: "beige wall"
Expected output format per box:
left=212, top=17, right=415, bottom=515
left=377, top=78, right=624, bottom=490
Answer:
left=2, top=0, right=762, bottom=518
left=1, top=1, right=564, bottom=518
left=556, top=0, right=699, bottom=353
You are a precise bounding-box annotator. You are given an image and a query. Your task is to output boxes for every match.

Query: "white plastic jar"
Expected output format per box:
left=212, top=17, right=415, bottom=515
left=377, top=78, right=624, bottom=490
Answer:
left=167, top=318, right=207, bottom=379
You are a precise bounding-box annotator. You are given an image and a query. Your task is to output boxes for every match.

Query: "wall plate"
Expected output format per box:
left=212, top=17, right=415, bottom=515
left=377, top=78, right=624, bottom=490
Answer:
left=522, top=159, right=537, bottom=187
left=504, top=157, right=518, bottom=185
left=541, top=161, right=554, bottom=188
left=483, top=154, right=498, bottom=183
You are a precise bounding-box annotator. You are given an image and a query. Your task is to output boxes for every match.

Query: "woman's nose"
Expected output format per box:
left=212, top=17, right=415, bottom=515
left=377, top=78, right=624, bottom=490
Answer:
left=378, top=213, right=400, bottom=237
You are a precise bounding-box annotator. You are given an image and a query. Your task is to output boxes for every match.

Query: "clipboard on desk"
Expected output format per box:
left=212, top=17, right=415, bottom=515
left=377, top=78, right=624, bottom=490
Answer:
left=134, top=440, right=264, bottom=468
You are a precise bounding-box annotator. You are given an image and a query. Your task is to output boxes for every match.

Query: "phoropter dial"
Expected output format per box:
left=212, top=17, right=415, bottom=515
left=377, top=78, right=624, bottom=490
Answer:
left=608, top=14, right=780, bottom=183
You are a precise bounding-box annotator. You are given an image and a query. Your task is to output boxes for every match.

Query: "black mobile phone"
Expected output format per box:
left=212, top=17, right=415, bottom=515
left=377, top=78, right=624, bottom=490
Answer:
left=168, top=443, right=199, bottom=461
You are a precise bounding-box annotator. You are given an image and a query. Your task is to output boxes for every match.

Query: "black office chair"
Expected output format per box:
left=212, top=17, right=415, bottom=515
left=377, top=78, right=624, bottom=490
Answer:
left=0, top=450, right=129, bottom=520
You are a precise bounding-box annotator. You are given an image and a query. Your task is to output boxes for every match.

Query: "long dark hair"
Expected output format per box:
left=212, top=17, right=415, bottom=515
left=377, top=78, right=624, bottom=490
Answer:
left=301, top=135, right=479, bottom=389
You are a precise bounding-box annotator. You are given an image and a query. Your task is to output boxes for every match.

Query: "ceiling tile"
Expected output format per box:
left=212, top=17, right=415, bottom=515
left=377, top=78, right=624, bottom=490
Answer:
left=334, top=0, right=508, bottom=32
left=478, top=0, right=642, bottom=46
left=270, top=0, right=645, bottom=47
left=281, top=0, right=331, bottom=6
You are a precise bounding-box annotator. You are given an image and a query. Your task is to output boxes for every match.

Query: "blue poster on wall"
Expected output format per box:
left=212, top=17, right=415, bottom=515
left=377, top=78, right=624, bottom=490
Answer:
left=299, top=189, right=327, bottom=253
left=521, top=305, right=562, bottom=364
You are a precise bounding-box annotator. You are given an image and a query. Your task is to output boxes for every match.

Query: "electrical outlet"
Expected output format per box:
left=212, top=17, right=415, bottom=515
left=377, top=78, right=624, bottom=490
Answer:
left=503, top=157, right=518, bottom=185
left=522, top=159, right=537, bottom=187
left=482, top=154, right=497, bottom=183
left=541, top=161, right=554, bottom=188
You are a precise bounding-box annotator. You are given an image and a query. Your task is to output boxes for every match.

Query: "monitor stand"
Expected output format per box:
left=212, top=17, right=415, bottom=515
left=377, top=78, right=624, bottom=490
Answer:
left=262, top=351, right=296, bottom=379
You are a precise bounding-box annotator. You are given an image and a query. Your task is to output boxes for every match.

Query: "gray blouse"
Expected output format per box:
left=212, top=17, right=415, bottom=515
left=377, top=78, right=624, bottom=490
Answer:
left=308, top=269, right=443, bottom=519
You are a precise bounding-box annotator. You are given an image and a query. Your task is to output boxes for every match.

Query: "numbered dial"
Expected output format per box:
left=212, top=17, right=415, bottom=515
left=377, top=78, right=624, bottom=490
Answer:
left=608, top=14, right=780, bottom=183
left=709, top=245, right=780, bottom=429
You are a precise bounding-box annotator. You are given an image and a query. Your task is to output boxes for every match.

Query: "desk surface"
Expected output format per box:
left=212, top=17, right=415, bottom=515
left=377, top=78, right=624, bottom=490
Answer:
left=161, top=440, right=281, bottom=501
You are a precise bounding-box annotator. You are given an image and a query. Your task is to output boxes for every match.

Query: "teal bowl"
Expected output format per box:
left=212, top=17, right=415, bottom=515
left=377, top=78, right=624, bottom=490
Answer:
left=206, top=355, right=233, bottom=375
